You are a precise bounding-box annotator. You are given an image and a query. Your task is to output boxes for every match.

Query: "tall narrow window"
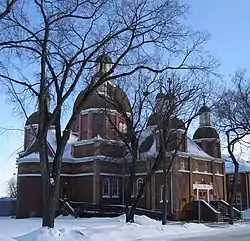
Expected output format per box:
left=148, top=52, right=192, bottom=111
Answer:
left=30, top=126, right=37, bottom=144
left=103, top=178, right=110, bottom=197
left=180, top=160, right=185, bottom=170
left=111, top=179, right=119, bottom=197
left=160, top=185, right=168, bottom=203
left=137, top=178, right=143, bottom=195
left=160, top=185, right=164, bottom=203
left=204, top=163, right=208, bottom=172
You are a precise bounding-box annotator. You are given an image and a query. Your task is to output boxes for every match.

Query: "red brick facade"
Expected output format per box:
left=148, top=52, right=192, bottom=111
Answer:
left=16, top=77, right=226, bottom=220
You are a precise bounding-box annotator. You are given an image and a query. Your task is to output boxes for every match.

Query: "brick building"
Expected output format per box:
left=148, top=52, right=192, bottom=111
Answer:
left=224, top=155, right=250, bottom=211
left=16, top=54, right=228, bottom=221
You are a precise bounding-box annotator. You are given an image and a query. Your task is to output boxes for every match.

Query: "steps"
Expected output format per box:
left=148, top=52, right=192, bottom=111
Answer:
left=210, top=200, right=243, bottom=221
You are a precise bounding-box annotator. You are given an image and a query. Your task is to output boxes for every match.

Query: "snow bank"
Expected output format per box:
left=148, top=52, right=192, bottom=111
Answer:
left=15, top=228, right=85, bottom=241
left=0, top=215, right=240, bottom=241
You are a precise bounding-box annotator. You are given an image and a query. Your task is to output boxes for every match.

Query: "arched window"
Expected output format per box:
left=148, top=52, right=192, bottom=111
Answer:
left=137, top=178, right=143, bottom=195
left=103, top=178, right=110, bottom=197
left=111, top=179, right=119, bottom=197
left=180, top=160, right=185, bottom=170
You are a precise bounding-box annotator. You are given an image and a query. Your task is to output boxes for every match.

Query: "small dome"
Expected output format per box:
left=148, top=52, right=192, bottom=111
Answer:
left=155, top=92, right=175, bottom=100
left=199, top=105, right=210, bottom=114
left=74, top=83, right=131, bottom=113
left=96, top=54, right=112, bottom=64
left=156, top=92, right=166, bottom=99
left=147, top=114, right=186, bottom=130
left=25, top=111, right=55, bottom=126
left=193, top=126, right=219, bottom=140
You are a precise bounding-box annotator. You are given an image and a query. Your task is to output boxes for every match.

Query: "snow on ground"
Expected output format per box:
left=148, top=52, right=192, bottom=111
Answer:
left=0, top=215, right=248, bottom=241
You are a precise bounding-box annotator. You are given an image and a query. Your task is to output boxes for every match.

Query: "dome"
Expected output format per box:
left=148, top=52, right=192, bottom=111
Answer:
left=199, top=105, right=210, bottom=114
left=25, top=111, right=55, bottom=126
left=147, top=114, right=186, bottom=130
left=156, top=92, right=166, bottom=99
left=96, top=54, right=112, bottom=64
left=155, top=92, right=175, bottom=100
left=74, top=83, right=131, bottom=113
left=193, top=126, right=219, bottom=140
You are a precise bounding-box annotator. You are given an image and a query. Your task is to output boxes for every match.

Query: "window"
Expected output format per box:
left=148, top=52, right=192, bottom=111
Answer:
left=180, top=160, right=185, bottom=170
left=195, top=164, right=199, bottom=172
left=235, top=192, right=242, bottom=205
left=160, top=185, right=168, bottom=203
left=204, top=163, right=208, bottom=172
left=103, top=179, right=110, bottom=197
left=30, top=126, right=38, bottom=144
left=215, top=164, right=219, bottom=174
left=237, top=175, right=241, bottom=184
left=111, top=179, right=119, bottom=197
left=119, top=122, right=127, bottom=133
left=137, top=178, right=143, bottom=195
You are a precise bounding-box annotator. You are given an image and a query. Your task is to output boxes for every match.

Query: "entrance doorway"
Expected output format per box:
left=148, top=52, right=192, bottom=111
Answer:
left=60, top=187, right=70, bottom=200
left=199, top=190, right=208, bottom=202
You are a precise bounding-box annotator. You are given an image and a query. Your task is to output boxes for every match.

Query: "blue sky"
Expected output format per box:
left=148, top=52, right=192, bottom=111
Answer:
left=0, top=0, right=250, bottom=196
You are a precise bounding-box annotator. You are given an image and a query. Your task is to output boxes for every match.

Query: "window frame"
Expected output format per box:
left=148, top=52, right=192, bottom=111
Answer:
left=137, top=178, right=143, bottom=195
left=111, top=179, right=119, bottom=198
left=102, top=178, right=110, bottom=198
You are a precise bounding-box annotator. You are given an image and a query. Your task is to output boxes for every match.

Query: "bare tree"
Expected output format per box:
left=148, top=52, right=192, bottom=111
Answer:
left=215, top=70, right=250, bottom=224
left=6, top=177, right=17, bottom=198
left=0, top=0, right=216, bottom=227
left=103, top=70, right=210, bottom=223
left=0, top=0, right=17, bottom=19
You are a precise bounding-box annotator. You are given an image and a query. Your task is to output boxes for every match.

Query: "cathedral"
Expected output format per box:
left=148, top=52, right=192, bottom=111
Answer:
left=16, top=54, right=229, bottom=221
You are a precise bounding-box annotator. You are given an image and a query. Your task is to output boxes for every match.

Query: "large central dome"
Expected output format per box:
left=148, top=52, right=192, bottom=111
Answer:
left=74, top=82, right=131, bottom=114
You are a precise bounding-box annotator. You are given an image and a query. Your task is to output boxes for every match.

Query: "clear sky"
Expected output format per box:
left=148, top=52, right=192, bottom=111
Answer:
left=0, top=0, right=250, bottom=197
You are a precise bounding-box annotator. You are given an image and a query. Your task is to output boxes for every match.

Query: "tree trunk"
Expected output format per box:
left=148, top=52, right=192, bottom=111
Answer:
left=41, top=177, right=59, bottom=228
left=227, top=135, right=239, bottom=225
left=228, top=169, right=238, bottom=225
left=126, top=206, right=135, bottom=223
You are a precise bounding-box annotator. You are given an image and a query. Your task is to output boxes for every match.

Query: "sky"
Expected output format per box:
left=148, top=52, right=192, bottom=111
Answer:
left=0, top=0, right=250, bottom=197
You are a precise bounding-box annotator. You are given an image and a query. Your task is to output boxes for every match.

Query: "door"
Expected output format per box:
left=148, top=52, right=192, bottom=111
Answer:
left=199, top=190, right=208, bottom=201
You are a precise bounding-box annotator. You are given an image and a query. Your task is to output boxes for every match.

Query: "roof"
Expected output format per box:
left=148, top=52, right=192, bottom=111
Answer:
left=193, top=126, right=219, bottom=140
left=147, top=115, right=186, bottom=130
left=18, top=129, right=78, bottom=162
left=74, top=83, right=131, bottom=113
left=138, top=126, right=213, bottom=160
left=25, top=111, right=56, bottom=126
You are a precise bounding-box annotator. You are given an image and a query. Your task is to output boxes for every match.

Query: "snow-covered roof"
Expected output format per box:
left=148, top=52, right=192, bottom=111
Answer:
left=222, top=154, right=250, bottom=174
left=139, top=126, right=215, bottom=161
left=185, top=138, right=212, bottom=159
left=17, top=129, right=78, bottom=163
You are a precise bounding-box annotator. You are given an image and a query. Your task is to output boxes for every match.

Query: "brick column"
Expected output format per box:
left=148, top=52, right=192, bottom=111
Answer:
left=93, top=160, right=100, bottom=204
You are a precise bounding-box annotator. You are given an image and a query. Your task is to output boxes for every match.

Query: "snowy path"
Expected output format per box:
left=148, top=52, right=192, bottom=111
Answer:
left=175, top=224, right=250, bottom=241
